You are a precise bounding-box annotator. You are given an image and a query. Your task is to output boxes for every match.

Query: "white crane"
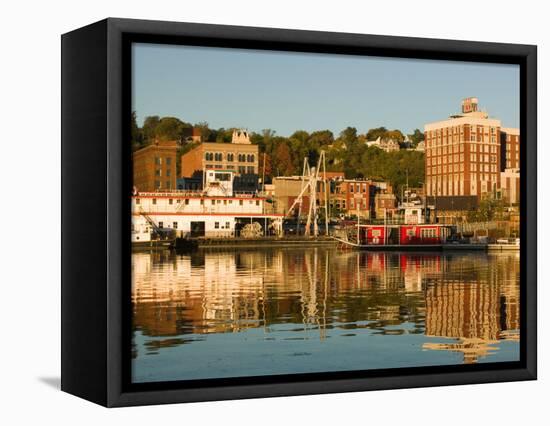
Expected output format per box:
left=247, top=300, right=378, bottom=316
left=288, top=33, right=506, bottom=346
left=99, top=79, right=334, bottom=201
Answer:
left=286, top=151, right=329, bottom=237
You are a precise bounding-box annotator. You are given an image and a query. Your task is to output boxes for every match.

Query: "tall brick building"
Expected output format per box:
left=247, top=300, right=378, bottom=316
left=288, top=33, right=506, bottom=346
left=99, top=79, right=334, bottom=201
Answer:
left=133, top=140, right=177, bottom=192
left=501, top=127, right=520, bottom=169
left=424, top=98, right=519, bottom=201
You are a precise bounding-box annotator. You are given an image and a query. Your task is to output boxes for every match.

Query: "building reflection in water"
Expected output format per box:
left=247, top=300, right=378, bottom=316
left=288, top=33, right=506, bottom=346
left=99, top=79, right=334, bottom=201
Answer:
left=132, top=248, right=519, bottom=365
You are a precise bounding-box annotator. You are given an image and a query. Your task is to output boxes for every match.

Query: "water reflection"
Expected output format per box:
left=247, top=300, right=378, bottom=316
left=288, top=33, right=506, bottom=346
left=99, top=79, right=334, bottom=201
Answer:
left=132, top=248, right=520, bottom=382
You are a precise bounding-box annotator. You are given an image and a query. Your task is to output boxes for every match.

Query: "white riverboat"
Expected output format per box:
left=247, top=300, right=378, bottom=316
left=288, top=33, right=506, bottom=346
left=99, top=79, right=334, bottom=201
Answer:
left=132, top=170, right=284, bottom=245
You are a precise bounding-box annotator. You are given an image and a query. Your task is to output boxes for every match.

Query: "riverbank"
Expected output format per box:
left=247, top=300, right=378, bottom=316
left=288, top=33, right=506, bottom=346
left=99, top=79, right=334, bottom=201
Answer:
left=133, top=237, right=520, bottom=252
left=177, top=236, right=338, bottom=249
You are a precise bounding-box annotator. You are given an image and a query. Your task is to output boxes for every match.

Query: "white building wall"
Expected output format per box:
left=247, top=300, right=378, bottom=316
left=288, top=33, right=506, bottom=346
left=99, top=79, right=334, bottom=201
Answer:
left=133, top=195, right=264, bottom=215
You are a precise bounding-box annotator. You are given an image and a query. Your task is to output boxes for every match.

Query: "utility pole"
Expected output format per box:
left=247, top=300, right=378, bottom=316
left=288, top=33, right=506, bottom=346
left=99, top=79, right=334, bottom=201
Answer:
left=262, top=152, right=266, bottom=193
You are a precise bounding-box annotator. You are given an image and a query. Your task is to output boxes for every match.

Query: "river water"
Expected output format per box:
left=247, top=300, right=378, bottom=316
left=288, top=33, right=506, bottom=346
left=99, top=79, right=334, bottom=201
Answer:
left=131, top=247, right=520, bottom=383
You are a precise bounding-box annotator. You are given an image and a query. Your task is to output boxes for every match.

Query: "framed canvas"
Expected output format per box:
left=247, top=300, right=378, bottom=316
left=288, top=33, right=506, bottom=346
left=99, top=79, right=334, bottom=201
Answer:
left=61, top=18, right=537, bottom=407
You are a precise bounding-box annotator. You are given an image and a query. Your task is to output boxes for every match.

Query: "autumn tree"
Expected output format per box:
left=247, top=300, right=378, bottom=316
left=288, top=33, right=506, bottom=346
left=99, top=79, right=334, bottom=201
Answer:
left=272, top=140, right=294, bottom=176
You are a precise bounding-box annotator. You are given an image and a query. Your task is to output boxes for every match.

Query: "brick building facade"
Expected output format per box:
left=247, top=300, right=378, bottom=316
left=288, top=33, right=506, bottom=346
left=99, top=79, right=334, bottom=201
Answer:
left=501, top=127, right=520, bottom=169
left=180, top=129, right=259, bottom=191
left=133, top=140, right=177, bottom=192
left=425, top=98, right=519, bottom=200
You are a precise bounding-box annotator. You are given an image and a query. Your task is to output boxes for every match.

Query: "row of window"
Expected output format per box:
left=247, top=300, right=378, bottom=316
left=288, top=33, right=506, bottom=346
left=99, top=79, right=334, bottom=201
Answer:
left=427, top=141, right=498, bottom=154
left=154, top=157, right=172, bottom=165
left=155, top=168, right=171, bottom=177
left=153, top=181, right=172, bottom=189
left=135, top=198, right=260, bottom=206
left=349, top=183, right=368, bottom=193
left=427, top=172, right=498, bottom=183
left=427, top=126, right=496, bottom=138
left=428, top=154, right=465, bottom=165
left=155, top=221, right=232, bottom=230
left=426, top=135, right=497, bottom=147
left=214, top=222, right=232, bottom=229
left=204, top=164, right=256, bottom=174
left=204, top=152, right=255, bottom=162
left=349, top=199, right=368, bottom=209
left=428, top=163, right=499, bottom=174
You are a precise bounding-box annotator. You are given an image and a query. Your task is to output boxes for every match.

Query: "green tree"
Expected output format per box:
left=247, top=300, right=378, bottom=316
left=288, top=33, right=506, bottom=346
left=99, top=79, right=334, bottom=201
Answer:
left=194, top=121, right=212, bottom=142
left=386, top=129, right=405, bottom=143
left=408, top=128, right=425, bottom=145
left=366, top=126, right=388, bottom=141
left=155, top=117, right=191, bottom=141
left=130, top=111, right=142, bottom=150
left=308, top=130, right=334, bottom=148
left=141, top=115, right=160, bottom=143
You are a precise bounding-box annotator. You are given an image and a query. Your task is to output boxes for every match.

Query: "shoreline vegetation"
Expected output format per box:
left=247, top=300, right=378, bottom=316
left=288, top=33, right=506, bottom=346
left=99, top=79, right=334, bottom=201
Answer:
left=130, top=113, right=426, bottom=195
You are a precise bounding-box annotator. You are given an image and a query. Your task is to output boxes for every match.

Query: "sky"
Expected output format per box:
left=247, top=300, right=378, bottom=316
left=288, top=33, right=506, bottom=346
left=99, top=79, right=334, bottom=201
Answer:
left=132, top=43, right=519, bottom=137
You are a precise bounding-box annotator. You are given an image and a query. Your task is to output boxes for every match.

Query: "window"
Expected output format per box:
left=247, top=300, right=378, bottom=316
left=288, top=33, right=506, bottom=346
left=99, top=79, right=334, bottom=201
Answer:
left=211, top=200, right=215, bottom=205
left=215, top=153, right=223, bottom=161
left=227, top=153, right=234, bottom=162
left=214, top=222, right=219, bottom=229
left=135, top=198, right=140, bottom=205
left=225, top=222, right=230, bottom=229
left=169, top=199, right=173, bottom=205
left=155, top=181, right=160, bottom=189
left=185, top=199, right=189, bottom=205
left=155, top=169, right=161, bottom=176
left=173, top=222, right=178, bottom=229
left=421, top=228, right=436, bottom=238
left=155, top=157, right=161, bottom=165
left=239, top=200, right=243, bottom=206
left=166, top=181, right=170, bottom=189
left=166, top=157, right=172, bottom=165
left=152, top=198, right=157, bottom=205
left=256, top=200, right=260, bottom=206
left=166, top=169, right=171, bottom=177
left=158, top=221, right=163, bottom=228
left=247, top=166, right=254, bottom=174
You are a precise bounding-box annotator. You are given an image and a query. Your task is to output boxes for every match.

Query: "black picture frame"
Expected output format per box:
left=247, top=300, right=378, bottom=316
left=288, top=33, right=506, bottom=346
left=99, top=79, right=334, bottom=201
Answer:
left=61, top=17, right=537, bottom=407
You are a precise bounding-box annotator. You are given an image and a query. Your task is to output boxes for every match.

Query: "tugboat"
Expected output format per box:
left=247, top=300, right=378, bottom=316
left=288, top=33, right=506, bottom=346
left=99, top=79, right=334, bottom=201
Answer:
left=131, top=212, right=176, bottom=249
